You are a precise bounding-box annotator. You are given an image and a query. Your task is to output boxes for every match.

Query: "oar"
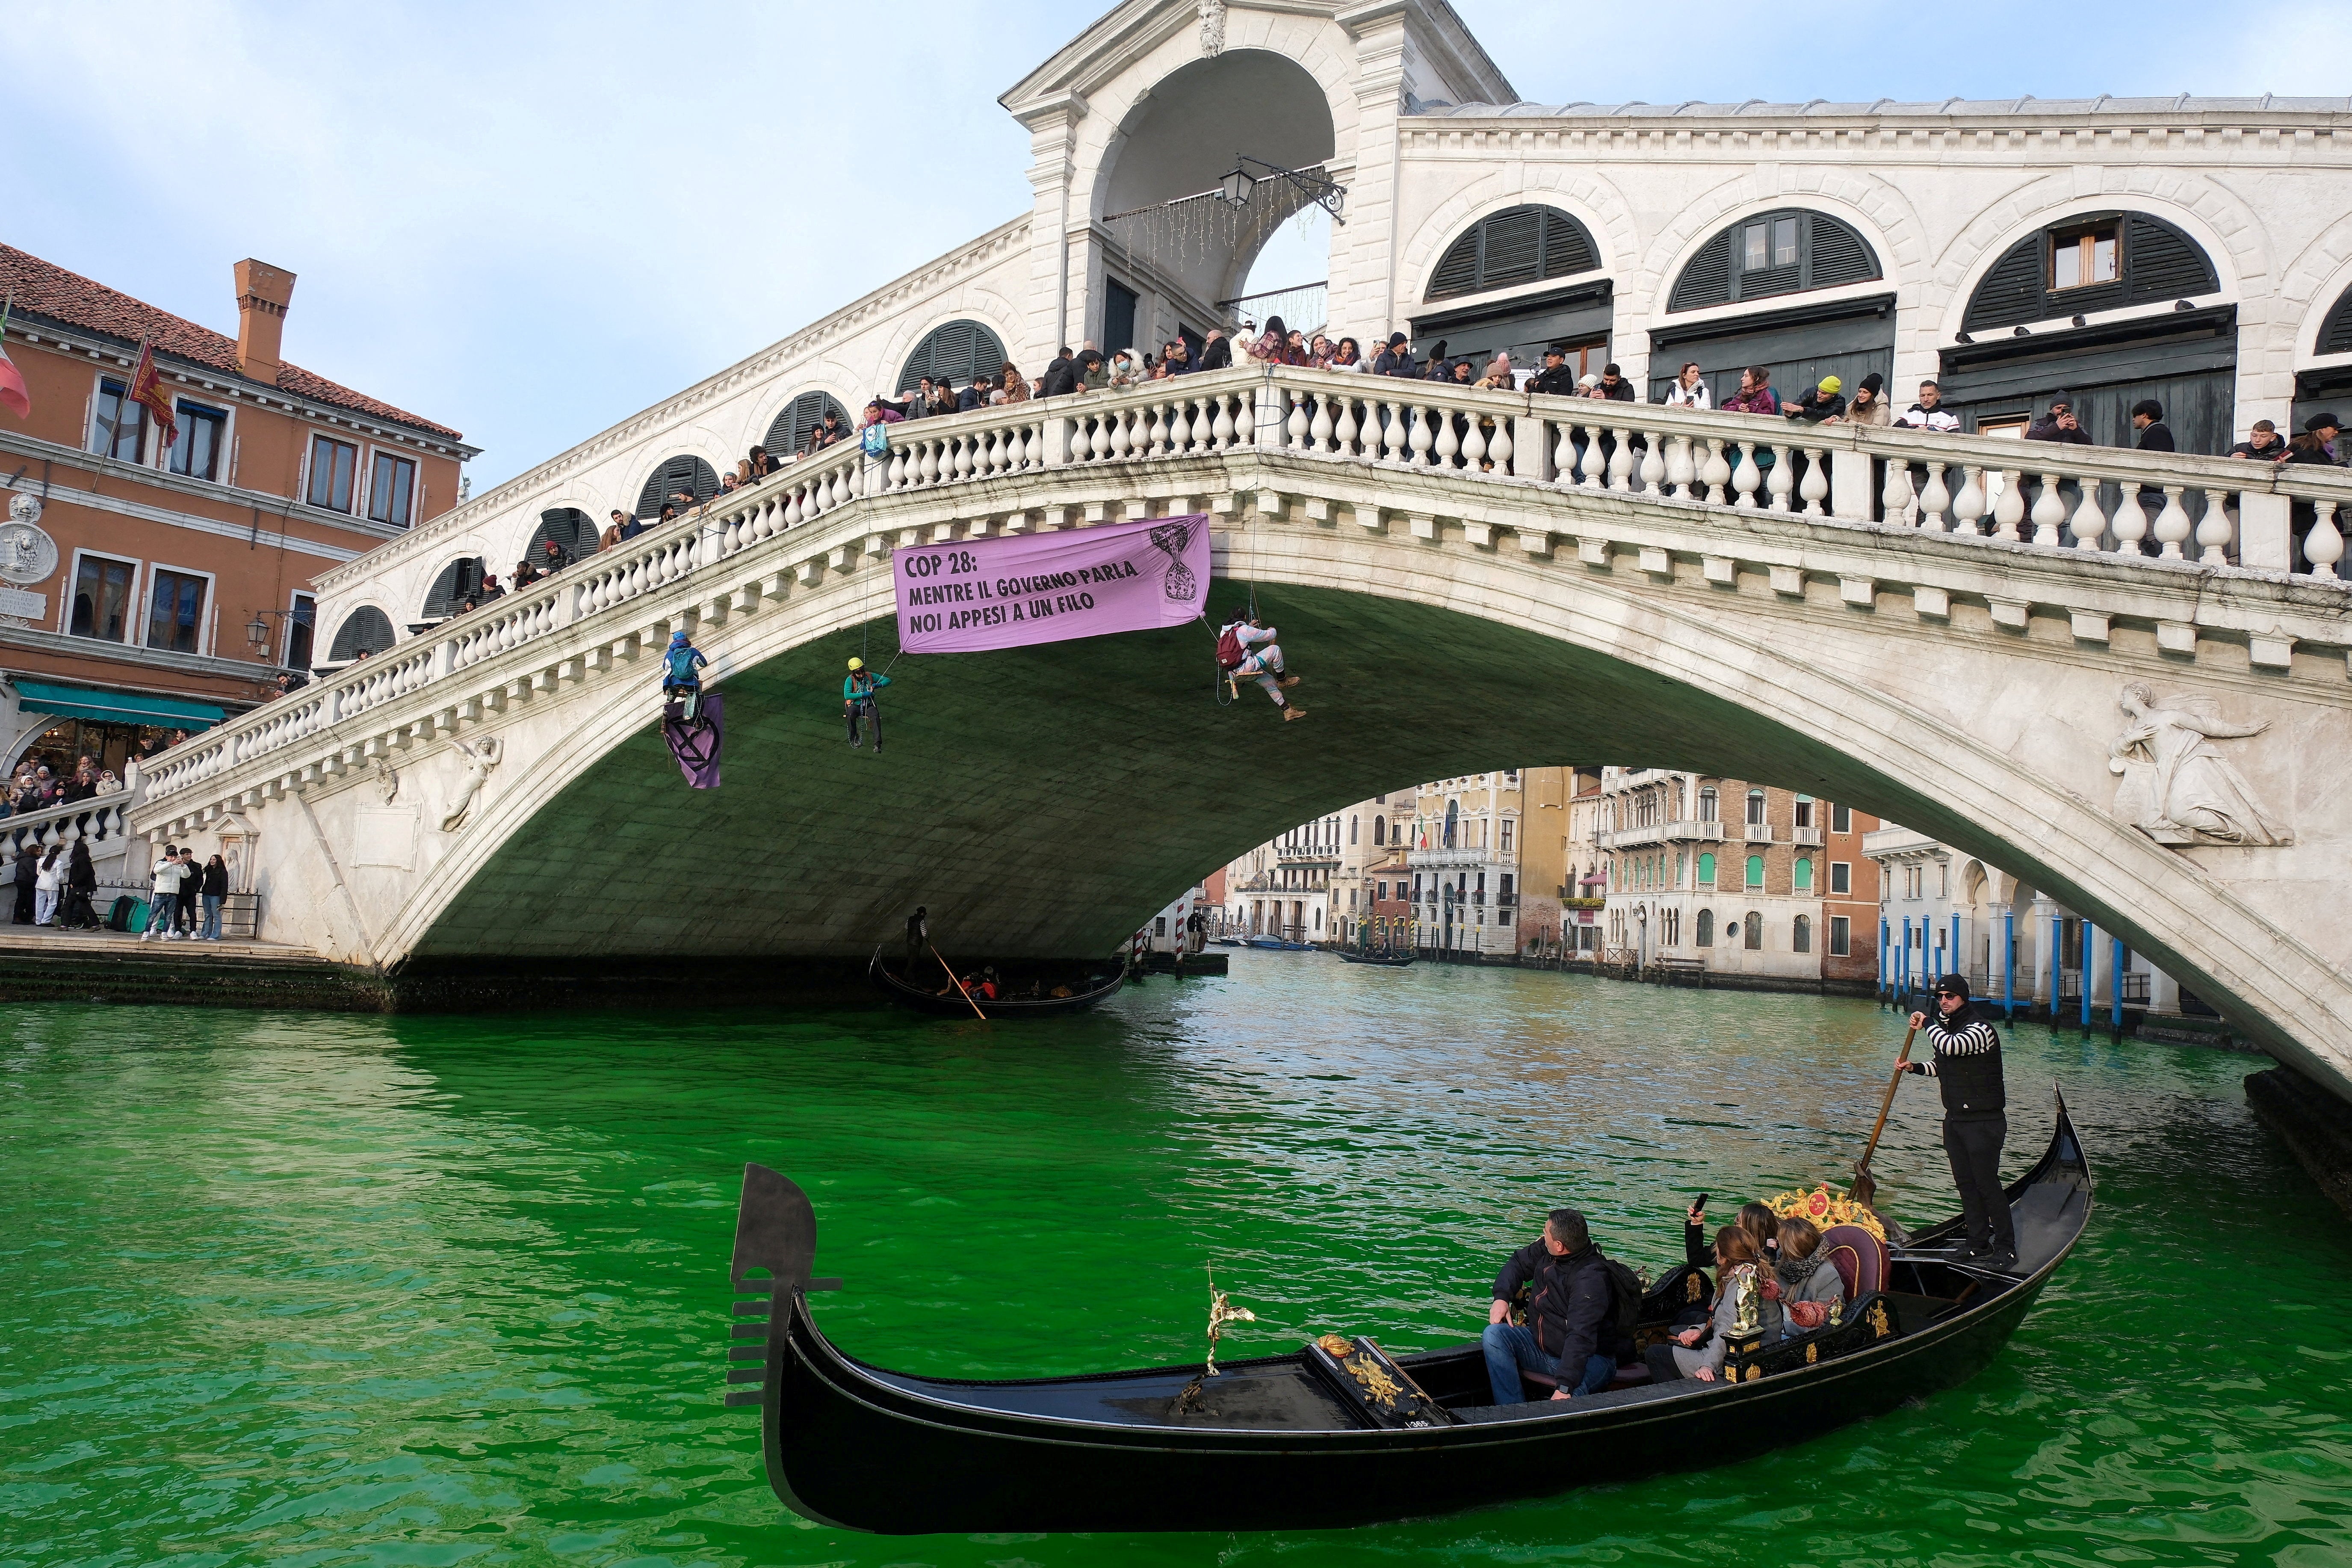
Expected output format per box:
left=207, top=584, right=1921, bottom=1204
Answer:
left=1850, top=1023, right=1918, bottom=1209
left=933, top=944, right=990, bottom=1022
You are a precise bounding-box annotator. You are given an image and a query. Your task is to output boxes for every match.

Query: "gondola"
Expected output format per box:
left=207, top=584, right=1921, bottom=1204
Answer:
left=866, top=948, right=1125, bottom=1018
left=724, top=1090, right=2093, bottom=1534
left=1336, top=949, right=1416, bottom=967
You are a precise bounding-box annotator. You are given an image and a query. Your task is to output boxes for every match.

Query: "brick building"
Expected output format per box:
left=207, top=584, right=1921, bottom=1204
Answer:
left=0, top=244, right=473, bottom=778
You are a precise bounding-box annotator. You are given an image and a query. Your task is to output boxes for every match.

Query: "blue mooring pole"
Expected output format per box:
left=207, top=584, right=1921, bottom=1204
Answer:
left=2002, top=913, right=2015, bottom=1020
left=2081, top=920, right=2097, bottom=1029
left=2112, top=935, right=2126, bottom=1032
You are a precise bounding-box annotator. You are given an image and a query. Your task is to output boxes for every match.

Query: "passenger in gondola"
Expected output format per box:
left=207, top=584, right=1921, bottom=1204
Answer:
left=1483, top=1209, right=1616, bottom=1405
left=1760, top=1216, right=1845, bottom=1334
left=1646, top=1226, right=1780, bottom=1385
left=1738, top=1200, right=1781, bottom=1262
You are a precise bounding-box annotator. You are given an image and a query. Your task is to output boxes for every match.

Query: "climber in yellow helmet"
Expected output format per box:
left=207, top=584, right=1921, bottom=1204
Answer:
left=844, top=656, right=891, bottom=753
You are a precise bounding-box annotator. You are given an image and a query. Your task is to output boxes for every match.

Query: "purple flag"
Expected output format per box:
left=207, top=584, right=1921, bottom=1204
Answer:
left=662, top=690, right=724, bottom=788
left=895, top=513, right=1210, bottom=655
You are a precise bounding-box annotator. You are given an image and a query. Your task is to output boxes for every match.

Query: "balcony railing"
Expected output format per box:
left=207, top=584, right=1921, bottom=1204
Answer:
left=1744, top=823, right=1774, bottom=843
left=1791, top=826, right=1824, bottom=847
left=141, top=361, right=2352, bottom=811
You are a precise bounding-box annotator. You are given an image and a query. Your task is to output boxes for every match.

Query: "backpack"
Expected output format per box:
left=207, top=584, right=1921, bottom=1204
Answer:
left=106, top=895, right=135, bottom=932
left=1598, top=1250, right=1646, bottom=1346
left=1214, top=624, right=1246, bottom=670
left=860, top=422, right=889, bottom=458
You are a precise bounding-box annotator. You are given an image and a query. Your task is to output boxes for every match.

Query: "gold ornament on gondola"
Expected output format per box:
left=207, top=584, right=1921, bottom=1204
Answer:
left=1766, top=1183, right=1888, bottom=1243
left=1343, top=1352, right=1404, bottom=1408
left=1203, top=1268, right=1256, bottom=1376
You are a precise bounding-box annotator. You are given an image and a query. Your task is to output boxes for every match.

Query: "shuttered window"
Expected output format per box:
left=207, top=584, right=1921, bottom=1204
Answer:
left=1963, top=211, right=2218, bottom=331
left=765, top=392, right=848, bottom=457
left=897, top=320, right=1008, bottom=393
left=423, top=558, right=486, bottom=618
left=1424, top=206, right=1600, bottom=301
left=1666, top=210, right=1881, bottom=313
left=634, top=455, right=721, bottom=520
left=328, top=606, right=395, bottom=662
left=2320, top=286, right=2352, bottom=356
left=528, top=508, right=599, bottom=567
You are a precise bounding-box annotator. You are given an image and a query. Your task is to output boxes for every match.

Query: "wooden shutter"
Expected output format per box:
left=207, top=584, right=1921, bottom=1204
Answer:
left=1426, top=206, right=1598, bottom=302
left=1669, top=233, right=1733, bottom=313
left=1965, top=235, right=2047, bottom=332
left=1427, top=231, right=1480, bottom=300
left=1480, top=209, right=1543, bottom=289
left=1807, top=216, right=1880, bottom=287
left=635, top=456, right=718, bottom=519
left=423, top=558, right=485, bottom=617
left=329, top=606, right=395, bottom=661
left=2124, top=215, right=2219, bottom=303
left=1541, top=208, right=1595, bottom=278
left=2321, top=286, right=2352, bottom=355
left=765, top=392, right=846, bottom=455
left=898, top=321, right=1008, bottom=393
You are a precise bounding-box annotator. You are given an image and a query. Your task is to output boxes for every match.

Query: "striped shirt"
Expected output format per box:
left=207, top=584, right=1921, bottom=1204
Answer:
left=1916, top=1016, right=2000, bottom=1075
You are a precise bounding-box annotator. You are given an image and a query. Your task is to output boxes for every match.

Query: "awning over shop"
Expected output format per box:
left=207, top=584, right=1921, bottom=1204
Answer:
left=7, top=678, right=226, bottom=728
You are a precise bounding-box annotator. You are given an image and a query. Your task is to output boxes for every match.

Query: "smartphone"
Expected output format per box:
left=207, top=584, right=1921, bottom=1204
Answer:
left=1692, top=1192, right=1708, bottom=1214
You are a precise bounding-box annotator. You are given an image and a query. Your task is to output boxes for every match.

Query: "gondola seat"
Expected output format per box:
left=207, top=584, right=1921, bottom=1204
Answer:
left=1820, top=1223, right=1888, bottom=1299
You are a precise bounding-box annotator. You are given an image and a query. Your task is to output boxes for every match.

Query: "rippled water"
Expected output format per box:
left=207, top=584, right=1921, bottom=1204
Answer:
left=6, top=954, right=2351, bottom=1567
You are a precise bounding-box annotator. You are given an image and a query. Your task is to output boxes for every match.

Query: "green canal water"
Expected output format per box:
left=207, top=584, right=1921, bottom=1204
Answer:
left=6, top=954, right=2352, bottom=1567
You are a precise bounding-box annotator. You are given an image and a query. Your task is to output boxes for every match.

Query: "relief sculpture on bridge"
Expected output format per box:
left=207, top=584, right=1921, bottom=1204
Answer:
left=2108, top=684, right=2291, bottom=847
left=438, top=736, right=503, bottom=832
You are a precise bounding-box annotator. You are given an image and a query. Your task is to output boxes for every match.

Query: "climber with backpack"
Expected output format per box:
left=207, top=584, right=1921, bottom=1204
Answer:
left=660, top=629, right=709, bottom=724
left=1483, top=1208, right=1637, bottom=1404
left=1214, top=611, right=1306, bottom=721
left=844, top=656, right=891, bottom=753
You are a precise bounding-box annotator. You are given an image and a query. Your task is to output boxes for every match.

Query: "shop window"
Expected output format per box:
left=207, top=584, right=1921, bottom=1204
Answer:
left=70, top=555, right=136, bottom=641
left=307, top=435, right=358, bottom=512
left=171, top=402, right=227, bottom=481
left=145, top=568, right=207, bottom=654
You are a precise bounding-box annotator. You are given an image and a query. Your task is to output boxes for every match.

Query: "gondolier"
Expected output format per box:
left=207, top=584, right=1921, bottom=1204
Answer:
left=1902, top=975, right=2015, bottom=1270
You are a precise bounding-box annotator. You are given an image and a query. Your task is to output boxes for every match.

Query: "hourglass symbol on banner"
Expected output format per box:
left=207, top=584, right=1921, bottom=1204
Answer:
left=1149, top=520, right=1199, bottom=603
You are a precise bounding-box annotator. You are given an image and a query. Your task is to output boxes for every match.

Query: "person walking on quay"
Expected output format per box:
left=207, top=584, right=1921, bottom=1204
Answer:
left=32, top=842, right=63, bottom=926
left=200, top=853, right=229, bottom=941
left=844, top=657, right=890, bottom=753
left=11, top=844, right=35, bottom=924
left=1900, top=974, right=2015, bottom=1270
left=63, top=839, right=97, bottom=930
left=142, top=844, right=184, bottom=941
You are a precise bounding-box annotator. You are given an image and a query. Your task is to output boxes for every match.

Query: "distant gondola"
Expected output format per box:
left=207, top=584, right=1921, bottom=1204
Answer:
left=1336, top=949, right=1415, bottom=967
left=866, top=948, right=1125, bottom=1018
left=724, top=1091, right=2092, bottom=1534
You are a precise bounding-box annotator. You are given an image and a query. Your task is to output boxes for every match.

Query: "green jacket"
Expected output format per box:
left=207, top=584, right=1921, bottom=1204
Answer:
left=843, top=672, right=891, bottom=702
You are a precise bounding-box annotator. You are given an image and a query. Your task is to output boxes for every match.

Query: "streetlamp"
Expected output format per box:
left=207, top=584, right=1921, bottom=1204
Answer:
left=1214, top=154, right=1347, bottom=224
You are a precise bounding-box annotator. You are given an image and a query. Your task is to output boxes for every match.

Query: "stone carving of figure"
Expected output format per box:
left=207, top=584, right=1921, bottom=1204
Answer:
left=1199, top=0, right=1226, bottom=56
left=371, top=757, right=400, bottom=806
left=439, top=736, right=502, bottom=831
left=2108, top=683, right=2290, bottom=846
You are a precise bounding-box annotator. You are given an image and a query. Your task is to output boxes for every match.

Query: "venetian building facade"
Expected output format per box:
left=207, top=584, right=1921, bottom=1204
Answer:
left=304, top=0, right=2352, bottom=675
left=1402, top=768, right=1567, bottom=958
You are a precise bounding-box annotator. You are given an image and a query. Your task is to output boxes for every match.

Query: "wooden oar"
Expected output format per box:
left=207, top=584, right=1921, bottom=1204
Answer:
left=933, top=945, right=990, bottom=1022
left=1851, top=1023, right=1918, bottom=1209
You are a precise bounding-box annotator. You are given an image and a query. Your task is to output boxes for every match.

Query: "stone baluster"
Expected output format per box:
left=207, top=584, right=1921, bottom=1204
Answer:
left=1212, top=396, right=1238, bottom=449
left=1666, top=435, right=1695, bottom=500
left=951, top=434, right=974, bottom=480
left=2110, top=488, right=2148, bottom=555
left=833, top=463, right=855, bottom=509
left=1024, top=423, right=1045, bottom=468
left=1701, top=438, right=1731, bottom=505
left=1109, top=410, right=1133, bottom=461
left=1991, top=470, right=2025, bottom=541
left=2194, top=490, right=2234, bottom=565
left=1382, top=401, right=1408, bottom=464
left=1950, top=467, right=1987, bottom=536
left=1639, top=430, right=1666, bottom=497
left=1607, top=428, right=1635, bottom=491
left=916, top=440, right=938, bottom=487
left=1434, top=406, right=1461, bottom=469
left=1882, top=458, right=1915, bottom=524
left=1460, top=417, right=1486, bottom=470
left=1488, top=415, right=1513, bottom=474
left=2029, top=474, right=2065, bottom=546
left=1141, top=403, right=1165, bottom=457
left=1578, top=424, right=1609, bottom=489
left=1409, top=405, right=1435, bottom=466
left=1310, top=393, right=1334, bottom=454
left=2307, top=500, right=2344, bottom=579
left=1917, top=463, right=1950, bottom=532
left=1333, top=398, right=1359, bottom=458
left=1798, top=448, right=1829, bottom=517
left=1554, top=420, right=1577, bottom=484
left=1166, top=400, right=1192, bottom=454
left=2152, top=486, right=2192, bottom=558
left=1765, top=445, right=1794, bottom=511
left=2068, top=482, right=2107, bottom=550
left=1731, top=442, right=1762, bottom=508
left=1287, top=391, right=1311, bottom=449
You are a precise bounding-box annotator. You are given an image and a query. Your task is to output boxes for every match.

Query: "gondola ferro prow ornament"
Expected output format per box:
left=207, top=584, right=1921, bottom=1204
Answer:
left=1203, top=1267, right=1256, bottom=1375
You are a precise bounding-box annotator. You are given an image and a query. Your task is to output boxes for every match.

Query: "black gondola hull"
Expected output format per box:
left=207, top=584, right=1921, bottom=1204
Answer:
left=866, top=948, right=1125, bottom=1017
left=730, top=1101, right=2090, bottom=1534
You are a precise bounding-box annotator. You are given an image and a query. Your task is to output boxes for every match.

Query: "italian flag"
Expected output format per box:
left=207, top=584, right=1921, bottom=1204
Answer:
left=0, top=293, right=29, bottom=421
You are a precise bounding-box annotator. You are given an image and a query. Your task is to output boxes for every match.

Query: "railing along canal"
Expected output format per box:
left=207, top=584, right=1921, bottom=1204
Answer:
left=139, top=366, right=2352, bottom=809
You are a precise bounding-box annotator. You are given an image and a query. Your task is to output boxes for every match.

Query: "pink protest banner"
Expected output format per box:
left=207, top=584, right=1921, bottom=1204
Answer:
left=894, top=513, right=1211, bottom=654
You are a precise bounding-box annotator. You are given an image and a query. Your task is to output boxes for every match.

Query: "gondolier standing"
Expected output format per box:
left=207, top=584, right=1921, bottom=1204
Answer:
left=1902, top=974, right=2015, bottom=1270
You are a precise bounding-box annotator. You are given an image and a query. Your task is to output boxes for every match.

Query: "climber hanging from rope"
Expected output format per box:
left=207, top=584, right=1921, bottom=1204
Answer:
left=661, top=629, right=709, bottom=725
left=845, top=656, right=891, bottom=753
left=1214, top=611, right=1306, bottom=722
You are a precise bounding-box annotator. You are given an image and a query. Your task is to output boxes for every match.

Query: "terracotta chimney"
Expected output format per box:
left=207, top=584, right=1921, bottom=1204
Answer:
left=233, top=259, right=296, bottom=386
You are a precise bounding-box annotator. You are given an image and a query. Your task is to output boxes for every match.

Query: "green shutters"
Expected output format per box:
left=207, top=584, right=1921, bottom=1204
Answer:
left=1794, top=857, right=1814, bottom=891
left=1425, top=206, right=1601, bottom=302
left=1745, top=855, right=1764, bottom=890
left=1697, top=852, right=1715, bottom=885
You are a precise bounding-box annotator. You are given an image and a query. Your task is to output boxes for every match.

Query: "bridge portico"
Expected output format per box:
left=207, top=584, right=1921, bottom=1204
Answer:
left=115, top=368, right=2352, bottom=1096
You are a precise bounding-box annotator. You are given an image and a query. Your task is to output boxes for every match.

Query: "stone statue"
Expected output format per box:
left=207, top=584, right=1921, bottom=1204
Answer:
left=371, top=757, right=400, bottom=806
left=2108, top=683, right=2290, bottom=846
left=1199, top=0, right=1226, bottom=56
left=439, top=736, right=502, bottom=831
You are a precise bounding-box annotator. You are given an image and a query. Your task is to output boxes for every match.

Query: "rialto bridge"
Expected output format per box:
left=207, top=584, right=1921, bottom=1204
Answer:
left=90, top=366, right=2352, bottom=1097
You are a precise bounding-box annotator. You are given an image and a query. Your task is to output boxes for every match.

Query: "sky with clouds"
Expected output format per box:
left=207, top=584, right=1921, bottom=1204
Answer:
left=8, top=1, right=2341, bottom=488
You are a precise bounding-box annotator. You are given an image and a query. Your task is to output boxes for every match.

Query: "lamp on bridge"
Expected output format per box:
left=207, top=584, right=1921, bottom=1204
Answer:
left=1216, top=154, right=1348, bottom=225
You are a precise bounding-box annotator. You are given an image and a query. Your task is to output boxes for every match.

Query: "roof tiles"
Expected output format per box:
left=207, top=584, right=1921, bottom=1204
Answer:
left=0, top=242, right=464, bottom=443
left=1406, top=93, right=2352, bottom=121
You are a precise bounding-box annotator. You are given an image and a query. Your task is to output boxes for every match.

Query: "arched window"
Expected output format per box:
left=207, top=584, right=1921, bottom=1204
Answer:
left=635, top=455, right=720, bottom=520
left=1697, top=851, right=1716, bottom=885
left=1349, top=815, right=1358, bottom=846
left=1695, top=909, right=1714, bottom=947
left=527, top=508, right=599, bottom=570
left=1425, top=205, right=1601, bottom=301
left=765, top=391, right=849, bottom=458
left=328, top=605, right=394, bottom=662
left=1698, top=787, right=1718, bottom=823
left=898, top=319, right=1007, bottom=393
left=1964, top=212, right=2218, bottom=333
left=1745, top=911, right=1764, bottom=950
left=2317, top=283, right=2352, bottom=356
left=1444, top=798, right=1459, bottom=848
left=1373, top=815, right=1386, bottom=845
left=422, top=557, right=485, bottom=619
left=1668, top=209, right=1880, bottom=313
left=1793, top=914, right=1812, bottom=953
left=1793, top=856, right=1814, bottom=892
left=1746, top=789, right=1767, bottom=826
left=1745, top=855, right=1764, bottom=890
